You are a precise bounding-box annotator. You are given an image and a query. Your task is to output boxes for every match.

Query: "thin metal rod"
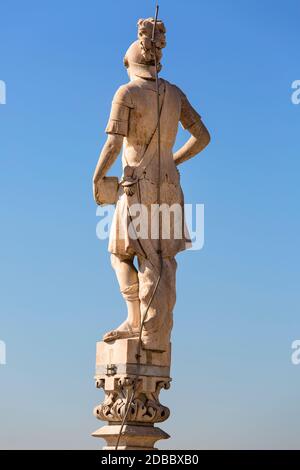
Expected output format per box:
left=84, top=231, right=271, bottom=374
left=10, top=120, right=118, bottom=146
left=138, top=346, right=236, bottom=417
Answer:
left=115, top=4, right=163, bottom=450
left=152, top=4, right=162, bottom=254
left=152, top=4, right=159, bottom=41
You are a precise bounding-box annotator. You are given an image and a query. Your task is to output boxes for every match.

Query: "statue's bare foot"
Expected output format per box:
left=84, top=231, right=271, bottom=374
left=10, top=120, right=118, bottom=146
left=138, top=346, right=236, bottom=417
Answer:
left=103, top=320, right=140, bottom=343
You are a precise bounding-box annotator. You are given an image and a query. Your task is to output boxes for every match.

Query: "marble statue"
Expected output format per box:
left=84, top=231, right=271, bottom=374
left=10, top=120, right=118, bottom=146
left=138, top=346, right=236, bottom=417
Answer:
left=93, top=17, right=210, bottom=352
left=92, top=16, right=210, bottom=449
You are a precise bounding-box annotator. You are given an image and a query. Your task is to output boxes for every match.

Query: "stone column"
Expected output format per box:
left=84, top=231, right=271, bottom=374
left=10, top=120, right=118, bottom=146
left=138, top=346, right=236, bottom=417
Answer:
left=92, top=338, right=171, bottom=450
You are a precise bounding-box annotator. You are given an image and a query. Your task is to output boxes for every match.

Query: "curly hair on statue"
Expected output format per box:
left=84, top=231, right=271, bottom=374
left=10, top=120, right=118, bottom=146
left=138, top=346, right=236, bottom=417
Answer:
left=137, top=17, right=166, bottom=65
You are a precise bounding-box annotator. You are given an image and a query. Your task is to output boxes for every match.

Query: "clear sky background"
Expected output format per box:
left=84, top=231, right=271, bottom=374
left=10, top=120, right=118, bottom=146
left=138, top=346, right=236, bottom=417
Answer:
left=0, top=0, right=299, bottom=449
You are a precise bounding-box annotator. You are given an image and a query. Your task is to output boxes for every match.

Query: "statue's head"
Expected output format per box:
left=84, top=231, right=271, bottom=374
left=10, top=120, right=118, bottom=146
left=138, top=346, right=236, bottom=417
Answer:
left=124, top=18, right=166, bottom=80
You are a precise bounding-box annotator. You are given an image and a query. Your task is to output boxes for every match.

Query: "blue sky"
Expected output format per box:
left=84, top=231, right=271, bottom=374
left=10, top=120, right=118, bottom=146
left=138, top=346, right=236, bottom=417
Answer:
left=0, top=0, right=299, bottom=449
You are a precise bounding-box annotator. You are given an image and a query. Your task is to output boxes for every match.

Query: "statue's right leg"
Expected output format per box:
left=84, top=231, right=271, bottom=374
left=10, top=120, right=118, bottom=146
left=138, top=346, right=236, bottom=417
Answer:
left=103, top=253, right=141, bottom=342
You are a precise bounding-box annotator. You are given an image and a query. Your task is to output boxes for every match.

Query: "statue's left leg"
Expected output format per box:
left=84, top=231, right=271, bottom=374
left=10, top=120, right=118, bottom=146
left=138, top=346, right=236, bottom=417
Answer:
left=103, top=254, right=141, bottom=342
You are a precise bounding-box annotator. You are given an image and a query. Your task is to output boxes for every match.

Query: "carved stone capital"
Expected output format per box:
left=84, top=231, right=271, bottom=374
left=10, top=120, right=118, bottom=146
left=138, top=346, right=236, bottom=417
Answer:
left=92, top=339, right=172, bottom=449
left=94, top=377, right=170, bottom=424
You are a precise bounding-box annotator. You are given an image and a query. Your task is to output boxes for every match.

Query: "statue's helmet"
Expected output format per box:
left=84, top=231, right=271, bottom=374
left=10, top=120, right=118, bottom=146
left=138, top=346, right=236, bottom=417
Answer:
left=124, top=18, right=166, bottom=79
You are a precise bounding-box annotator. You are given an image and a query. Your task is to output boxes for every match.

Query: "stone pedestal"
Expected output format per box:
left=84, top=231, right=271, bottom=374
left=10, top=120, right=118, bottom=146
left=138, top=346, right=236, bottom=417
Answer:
left=92, top=338, right=171, bottom=450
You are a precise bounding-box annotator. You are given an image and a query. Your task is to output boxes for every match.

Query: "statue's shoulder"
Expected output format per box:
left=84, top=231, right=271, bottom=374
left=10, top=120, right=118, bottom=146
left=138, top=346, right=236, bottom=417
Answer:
left=112, top=80, right=154, bottom=107
left=163, top=80, right=186, bottom=99
left=112, top=82, right=134, bottom=109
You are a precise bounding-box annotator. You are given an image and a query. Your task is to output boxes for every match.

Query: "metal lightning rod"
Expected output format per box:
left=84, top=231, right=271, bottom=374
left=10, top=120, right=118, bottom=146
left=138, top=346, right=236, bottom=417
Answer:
left=114, top=3, right=163, bottom=450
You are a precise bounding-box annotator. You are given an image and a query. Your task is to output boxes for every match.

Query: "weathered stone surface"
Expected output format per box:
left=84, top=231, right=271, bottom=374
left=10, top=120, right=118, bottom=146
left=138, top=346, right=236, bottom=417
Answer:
left=92, top=13, right=210, bottom=449
left=94, top=339, right=171, bottom=422
left=92, top=424, right=169, bottom=450
left=93, top=339, right=171, bottom=449
left=92, top=15, right=210, bottom=353
left=95, top=338, right=171, bottom=377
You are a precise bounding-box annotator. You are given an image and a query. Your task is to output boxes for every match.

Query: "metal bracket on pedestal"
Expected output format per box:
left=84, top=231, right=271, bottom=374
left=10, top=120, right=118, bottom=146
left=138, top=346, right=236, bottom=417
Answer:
left=106, top=363, right=117, bottom=376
